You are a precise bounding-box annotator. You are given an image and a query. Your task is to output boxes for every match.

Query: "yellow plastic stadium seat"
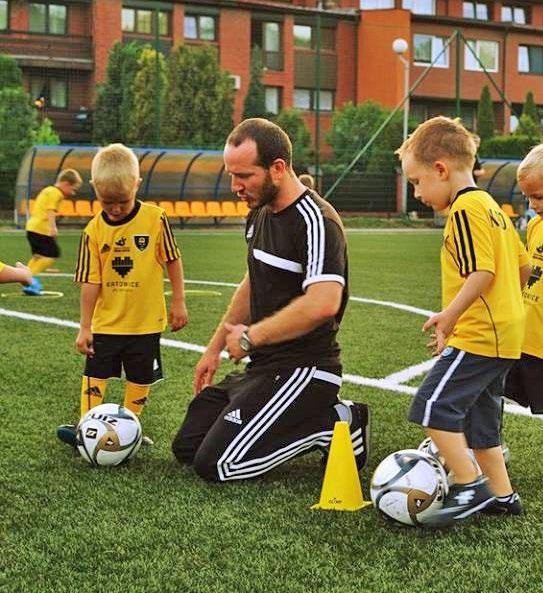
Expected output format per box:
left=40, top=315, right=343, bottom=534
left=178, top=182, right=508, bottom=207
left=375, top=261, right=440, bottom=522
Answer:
left=236, top=201, right=250, bottom=217
left=221, top=201, right=239, bottom=218
left=158, top=201, right=175, bottom=217
left=75, top=200, right=93, bottom=217
left=205, top=201, right=223, bottom=217
left=58, top=200, right=76, bottom=217
left=501, top=203, right=518, bottom=220
left=175, top=201, right=192, bottom=218
left=92, top=200, right=102, bottom=215
left=190, top=201, right=207, bottom=218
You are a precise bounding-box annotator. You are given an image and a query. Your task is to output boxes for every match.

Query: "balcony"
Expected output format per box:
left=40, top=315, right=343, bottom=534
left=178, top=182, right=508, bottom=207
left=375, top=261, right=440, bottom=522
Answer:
left=0, top=33, right=93, bottom=70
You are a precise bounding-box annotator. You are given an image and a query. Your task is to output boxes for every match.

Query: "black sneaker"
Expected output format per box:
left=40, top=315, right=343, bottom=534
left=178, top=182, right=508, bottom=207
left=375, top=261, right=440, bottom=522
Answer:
left=321, top=401, right=370, bottom=471
left=348, top=401, right=370, bottom=471
left=482, top=492, right=523, bottom=516
left=57, top=424, right=77, bottom=447
left=426, top=475, right=495, bottom=527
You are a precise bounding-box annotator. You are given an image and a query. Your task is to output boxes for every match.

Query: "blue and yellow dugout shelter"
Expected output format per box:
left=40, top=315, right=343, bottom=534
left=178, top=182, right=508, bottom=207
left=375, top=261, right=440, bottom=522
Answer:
left=15, top=145, right=249, bottom=226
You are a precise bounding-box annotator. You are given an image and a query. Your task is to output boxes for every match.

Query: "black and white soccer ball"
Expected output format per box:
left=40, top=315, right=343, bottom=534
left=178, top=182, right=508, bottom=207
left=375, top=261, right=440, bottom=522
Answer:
left=76, top=403, right=142, bottom=466
left=370, top=449, right=449, bottom=526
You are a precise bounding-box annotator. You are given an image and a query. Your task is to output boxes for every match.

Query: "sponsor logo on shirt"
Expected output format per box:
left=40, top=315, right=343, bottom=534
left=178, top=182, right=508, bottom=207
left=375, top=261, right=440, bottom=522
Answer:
left=101, top=244, right=111, bottom=254
left=246, top=224, right=254, bottom=239
left=112, top=256, right=134, bottom=278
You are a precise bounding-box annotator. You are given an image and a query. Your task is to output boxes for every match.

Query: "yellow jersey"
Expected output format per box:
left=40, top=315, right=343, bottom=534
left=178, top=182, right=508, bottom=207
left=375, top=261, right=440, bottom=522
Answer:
left=26, top=186, right=64, bottom=236
left=0, top=260, right=4, bottom=274
left=522, top=216, right=543, bottom=358
left=74, top=201, right=180, bottom=335
left=442, top=188, right=528, bottom=359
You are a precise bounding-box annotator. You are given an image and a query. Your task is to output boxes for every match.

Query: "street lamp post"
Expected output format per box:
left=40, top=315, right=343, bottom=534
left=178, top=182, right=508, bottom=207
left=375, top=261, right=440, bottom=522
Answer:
left=392, top=38, right=410, bottom=215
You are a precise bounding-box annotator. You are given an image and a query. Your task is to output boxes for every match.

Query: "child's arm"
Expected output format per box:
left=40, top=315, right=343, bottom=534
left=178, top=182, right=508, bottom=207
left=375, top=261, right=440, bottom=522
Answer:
left=75, top=283, right=101, bottom=356
left=423, top=270, right=494, bottom=356
left=0, top=262, right=32, bottom=286
left=520, top=263, right=532, bottom=288
left=165, top=259, right=188, bottom=332
left=47, top=210, right=58, bottom=238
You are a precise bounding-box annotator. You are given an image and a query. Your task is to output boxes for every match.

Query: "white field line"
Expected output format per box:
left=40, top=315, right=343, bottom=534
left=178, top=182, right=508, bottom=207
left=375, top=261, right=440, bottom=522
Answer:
left=2, top=277, right=537, bottom=420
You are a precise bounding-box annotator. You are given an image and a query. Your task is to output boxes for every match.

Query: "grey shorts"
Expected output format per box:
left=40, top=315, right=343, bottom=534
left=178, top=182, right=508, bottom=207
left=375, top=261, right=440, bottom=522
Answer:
left=408, top=347, right=514, bottom=448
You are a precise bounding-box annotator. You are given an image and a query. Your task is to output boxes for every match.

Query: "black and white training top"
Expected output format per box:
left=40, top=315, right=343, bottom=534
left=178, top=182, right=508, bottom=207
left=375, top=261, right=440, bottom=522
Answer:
left=245, top=189, right=349, bottom=372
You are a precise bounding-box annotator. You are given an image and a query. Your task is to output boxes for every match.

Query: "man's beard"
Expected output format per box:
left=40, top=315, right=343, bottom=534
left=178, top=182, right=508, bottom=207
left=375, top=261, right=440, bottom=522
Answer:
left=248, top=171, right=279, bottom=209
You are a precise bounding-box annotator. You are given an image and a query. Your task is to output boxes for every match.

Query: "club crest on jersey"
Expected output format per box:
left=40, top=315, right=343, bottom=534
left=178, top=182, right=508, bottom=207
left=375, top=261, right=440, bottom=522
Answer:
left=134, top=235, right=150, bottom=251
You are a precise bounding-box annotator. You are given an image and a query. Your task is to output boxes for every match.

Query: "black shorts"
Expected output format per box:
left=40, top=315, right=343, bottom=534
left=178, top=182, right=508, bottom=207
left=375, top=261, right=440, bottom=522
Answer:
left=505, top=353, right=543, bottom=414
left=408, top=347, right=513, bottom=448
left=84, top=333, right=163, bottom=385
left=26, top=231, right=60, bottom=258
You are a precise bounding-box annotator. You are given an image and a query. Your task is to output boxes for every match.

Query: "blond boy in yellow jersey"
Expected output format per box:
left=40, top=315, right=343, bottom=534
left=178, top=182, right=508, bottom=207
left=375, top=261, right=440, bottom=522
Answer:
left=0, top=261, right=32, bottom=285
left=56, top=144, right=188, bottom=448
left=24, top=169, right=82, bottom=295
left=396, top=117, right=531, bottom=526
left=505, top=144, right=543, bottom=413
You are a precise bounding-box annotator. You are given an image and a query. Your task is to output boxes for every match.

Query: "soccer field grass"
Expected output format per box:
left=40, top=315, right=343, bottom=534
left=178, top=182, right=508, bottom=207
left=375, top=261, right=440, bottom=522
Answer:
left=1, top=228, right=542, bottom=593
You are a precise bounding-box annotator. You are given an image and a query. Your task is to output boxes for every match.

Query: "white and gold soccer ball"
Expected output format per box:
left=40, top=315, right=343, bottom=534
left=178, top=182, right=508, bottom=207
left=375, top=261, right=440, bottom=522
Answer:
left=76, top=403, right=142, bottom=466
left=370, top=449, right=449, bottom=526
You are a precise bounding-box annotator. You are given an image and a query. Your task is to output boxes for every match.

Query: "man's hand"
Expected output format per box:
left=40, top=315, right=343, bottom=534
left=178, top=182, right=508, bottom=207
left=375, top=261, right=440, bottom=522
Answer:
left=76, top=327, right=94, bottom=356
left=224, top=322, right=249, bottom=363
left=169, top=300, right=188, bottom=331
left=193, top=349, right=222, bottom=395
left=422, top=309, right=457, bottom=356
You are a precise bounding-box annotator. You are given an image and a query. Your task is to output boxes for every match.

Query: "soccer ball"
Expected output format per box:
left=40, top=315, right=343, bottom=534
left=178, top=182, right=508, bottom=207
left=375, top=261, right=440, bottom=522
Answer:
left=76, top=403, right=142, bottom=466
left=370, top=449, right=449, bottom=526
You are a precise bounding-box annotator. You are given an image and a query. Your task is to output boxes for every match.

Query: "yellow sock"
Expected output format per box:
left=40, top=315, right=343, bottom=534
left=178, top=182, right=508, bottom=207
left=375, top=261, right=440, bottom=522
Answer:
left=80, top=376, right=107, bottom=416
left=27, top=256, right=55, bottom=276
left=123, top=382, right=150, bottom=417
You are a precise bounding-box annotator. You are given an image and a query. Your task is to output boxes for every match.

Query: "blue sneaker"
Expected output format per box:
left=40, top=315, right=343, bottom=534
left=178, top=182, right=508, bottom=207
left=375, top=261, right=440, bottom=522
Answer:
left=57, top=424, right=77, bottom=447
left=22, top=277, right=42, bottom=296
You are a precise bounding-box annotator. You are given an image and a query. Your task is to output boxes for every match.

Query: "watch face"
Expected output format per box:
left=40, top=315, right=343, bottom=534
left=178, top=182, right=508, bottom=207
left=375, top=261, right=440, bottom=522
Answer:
left=240, top=333, right=252, bottom=352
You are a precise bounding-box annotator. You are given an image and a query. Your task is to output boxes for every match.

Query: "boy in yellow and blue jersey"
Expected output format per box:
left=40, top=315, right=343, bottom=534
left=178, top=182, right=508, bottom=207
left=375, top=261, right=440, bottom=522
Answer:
left=57, top=144, right=188, bottom=448
left=505, top=144, right=543, bottom=414
left=24, top=168, right=82, bottom=295
left=396, top=117, right=531, bottom=526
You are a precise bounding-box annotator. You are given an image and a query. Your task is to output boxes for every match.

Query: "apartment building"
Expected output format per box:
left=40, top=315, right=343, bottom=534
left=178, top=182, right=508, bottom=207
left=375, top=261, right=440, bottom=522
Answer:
left=0, top=0, right=541, bottom=144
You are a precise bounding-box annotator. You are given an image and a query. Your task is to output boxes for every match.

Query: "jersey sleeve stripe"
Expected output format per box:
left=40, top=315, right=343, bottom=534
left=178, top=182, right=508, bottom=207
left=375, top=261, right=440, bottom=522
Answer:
left=453, top=210, right=472, bottom=275
left=296, top=197, right=325, bottom=282
left=460, top=209, right=477, bottom=271
left=74, top=232, right=90, bottom=283
left=161, top=214, right=180, bottom=261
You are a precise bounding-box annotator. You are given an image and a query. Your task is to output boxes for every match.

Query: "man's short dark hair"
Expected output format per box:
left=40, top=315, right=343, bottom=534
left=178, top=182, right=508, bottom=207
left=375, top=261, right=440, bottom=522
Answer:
left=226, top=118, right=292, bottom=169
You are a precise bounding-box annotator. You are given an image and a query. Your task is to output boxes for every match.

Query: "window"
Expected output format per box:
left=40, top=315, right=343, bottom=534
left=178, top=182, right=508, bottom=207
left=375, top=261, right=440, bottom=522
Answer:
left=464, top=39, right=499, bottom=72
left=293, top=24, right=335, bottom=51
left=402, top=0, right=435, bottom=15
left=294, top=25, right=312, bottom=49
left=0, top=0, right=8, bottom=30
left=29, top=3, right=67, bottom=34
left=30, top=76, right=68, bottom=109
left=360, top=0, right=394, bottom=8
left=414, top=34, right=449, bottom=67
left=265, top=87, right=282, bottom=115
left=184, top=14, right=216, bottom=41
left=122, top=8, right=170, bottom=36
left=501, top=5, right=528, bottom=23
left=293, top=88, right=334, bottom=111
left=518, top=45, right=543, bottom=75
left=254, top=21, right=283, bottom=71
left=463, top=1, right=488, bottom=19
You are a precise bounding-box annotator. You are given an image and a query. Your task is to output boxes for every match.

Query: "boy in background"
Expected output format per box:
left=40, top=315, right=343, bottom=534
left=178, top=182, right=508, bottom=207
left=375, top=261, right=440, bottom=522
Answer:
left=57, top=144, right=188, bottom=447
left=505, top=145, right=543, bottom=416
left=396, top=117, right=531, bottom=526
left=24, top=169, right=82, bottom=295
left=0, top=261, right=32, bottom=286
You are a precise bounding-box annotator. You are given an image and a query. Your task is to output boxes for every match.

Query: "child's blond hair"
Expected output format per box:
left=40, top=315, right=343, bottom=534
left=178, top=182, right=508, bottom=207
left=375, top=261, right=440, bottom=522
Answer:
left=91, top=143, right=139, bottom=201
left=396, top=116, right=476, bottom=169
left=57, top=168, right=82, bottom=186
left=299, top=173, right=315, bottom=190
left=517, top=144, right=543, bottom=182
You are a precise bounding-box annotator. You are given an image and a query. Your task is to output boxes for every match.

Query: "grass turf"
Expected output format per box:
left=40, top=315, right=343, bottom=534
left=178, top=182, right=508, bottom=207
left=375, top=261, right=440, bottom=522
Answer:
left=1, top=228, right=542, bottom=593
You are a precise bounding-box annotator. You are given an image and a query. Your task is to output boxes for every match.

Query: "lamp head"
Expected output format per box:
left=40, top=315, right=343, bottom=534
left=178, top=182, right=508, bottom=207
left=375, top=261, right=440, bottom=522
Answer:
left=392, top=38, right=409, bottom=55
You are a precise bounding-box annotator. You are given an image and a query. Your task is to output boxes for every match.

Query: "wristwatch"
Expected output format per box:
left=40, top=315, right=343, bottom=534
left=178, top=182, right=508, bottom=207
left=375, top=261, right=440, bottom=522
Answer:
left=239, top=330, right=254, bottom=353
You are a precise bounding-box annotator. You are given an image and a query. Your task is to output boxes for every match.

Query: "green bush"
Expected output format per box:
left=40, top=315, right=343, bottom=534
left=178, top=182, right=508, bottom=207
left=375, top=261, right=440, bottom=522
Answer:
left=274, top=108, right=311, bottom=173
left=480, top=134, right=540, bottom=158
